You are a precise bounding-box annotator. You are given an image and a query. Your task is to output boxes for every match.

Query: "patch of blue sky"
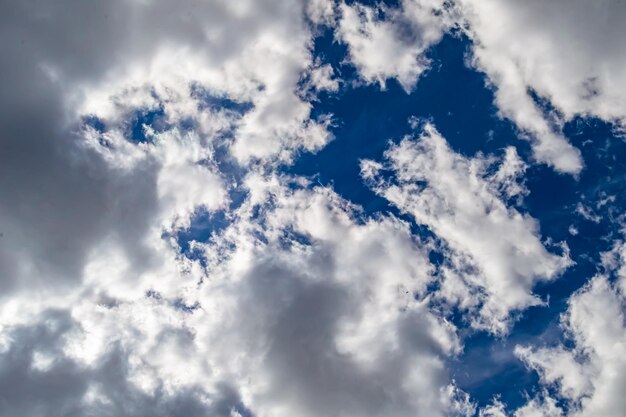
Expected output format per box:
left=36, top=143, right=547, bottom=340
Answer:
left=128, top=106, right=168, bottom=143
left=81, top=114, right=107, bottom=133
left=173, top=298, right=201, bottom=313
left=190, top=83, right=254, bottom=115
left=345, top=0, right=402, bottom=9
left=173, top=209, right=230, bottom=264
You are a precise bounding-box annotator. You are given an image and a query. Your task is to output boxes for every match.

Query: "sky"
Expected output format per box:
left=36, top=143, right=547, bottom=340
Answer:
left=1, top=1, right=625, bottom=416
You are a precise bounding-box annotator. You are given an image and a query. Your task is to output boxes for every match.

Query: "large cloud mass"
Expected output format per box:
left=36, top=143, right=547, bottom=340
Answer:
left=2, top=0, right=625, bottom=416
left=0, top=0, right=475, bottom=415
left=0, top=175, right=477, bottom=416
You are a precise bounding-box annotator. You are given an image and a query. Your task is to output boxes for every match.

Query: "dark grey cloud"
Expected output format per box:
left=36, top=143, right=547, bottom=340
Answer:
left=0, top=2, right=338, bottom=416
left=0, top=0, right=323, bottom=298
left=0, top=309, right=244, bottom=417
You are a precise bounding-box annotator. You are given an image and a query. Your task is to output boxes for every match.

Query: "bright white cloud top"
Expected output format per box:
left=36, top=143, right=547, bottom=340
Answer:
left=513, top=241, right=626, bottom=417
left=1, top=1, right=625, bottom=416
left=362, top=124, right=571, bottom=334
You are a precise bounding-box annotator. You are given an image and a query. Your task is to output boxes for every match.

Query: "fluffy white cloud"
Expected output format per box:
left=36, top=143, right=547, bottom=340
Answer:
left=362, top=123, right=571, bottom=333
left=479, top=400, right=508, bottom=417
left=1, top=17, right=480, bottom=404
left=306, top=0, right=337, bottom=26
left=513, top=240, right=626, bottom=417
left=455, top=0, right=626, bottom=174
left=336, top=0, right=453, bottom=91
left=306, top=61, right=340, bottom=93
left=191, top=180, right=476, bottom=417
left=4, top=0, right=623, bottom=415
left=480, top=397, right=564, bottom=417
left=0, top=174, right=476, bottom=417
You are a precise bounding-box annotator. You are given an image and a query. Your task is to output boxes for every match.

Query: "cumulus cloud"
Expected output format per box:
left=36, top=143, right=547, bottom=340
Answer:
left=0, top=1, right=340, bottom=414
left=480, top=396, right=564, bottom=417
left=0, top=308, right=236, bottom=417
left=4, top=0, right=623, bottom=415
left=454, top=0, right=626, bottom=173
left=191, top=180, right=477, bottom=417
left=512, top=240, right=626, bottom=417
left=306, top=61, right=341, bottom=93
left=0, top=4, right=481, bottom=405
left=362, top=123, right=571, bottom=333
left=336, top=0, right=454, bottom=91
left=0, top=174, right=475, bottom=417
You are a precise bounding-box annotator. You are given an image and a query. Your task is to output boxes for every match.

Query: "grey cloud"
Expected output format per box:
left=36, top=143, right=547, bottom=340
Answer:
left=0, top=309, right=241, bottom=417
left=206, top=233, right=459, bottom=417
left=0, top=0, right=253, bottom=295
left=0, top=310, right=89, bottom=416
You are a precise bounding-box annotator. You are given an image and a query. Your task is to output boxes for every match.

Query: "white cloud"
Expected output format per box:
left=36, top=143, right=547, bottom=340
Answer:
left=362, top=123, right=571, bottom=333
left=4, top=0, right=623, bottom=415
left=480, top=395, right=564, bottom=417
left=460, top=0, right=626, bottom=124
left=187, top=180, right=476, bottom=417
left=0, top=174, right=476, bottom=417
left=513, top=240, right=626, bottom=417
left=479, top=400, right=508, bottom=417
left=514, top=396, right=564, bottom=417
left=0, top=0, right=339, bottom=305
left=307, top=61, right=340, bottom=93
left=306, top=0, right=337, bottom=26
left=455, top=0, right=626, bottom=173
left=336, top=0, right=453, bottom=91
left=0, top=2, right=341, bottom=414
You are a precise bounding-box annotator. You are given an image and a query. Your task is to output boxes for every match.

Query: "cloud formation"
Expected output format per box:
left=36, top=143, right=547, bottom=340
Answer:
left=458, top=0, right=626, bottom=174
left=512, top=241, right=626, bottom=417
left=335, top=0, right=626, bottom=174
left=0, top=2, right=477, bottom=412
left=336, top=0, right=453, bottom=91
left=0, top=174, right=476, bottom=416
left=2, top=1, right=625, bottom=416
left=362, top=124, right=571, bottom=333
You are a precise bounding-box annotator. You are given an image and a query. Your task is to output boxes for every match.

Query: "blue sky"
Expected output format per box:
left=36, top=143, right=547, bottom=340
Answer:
left=1, top=1, right=626, bottom=416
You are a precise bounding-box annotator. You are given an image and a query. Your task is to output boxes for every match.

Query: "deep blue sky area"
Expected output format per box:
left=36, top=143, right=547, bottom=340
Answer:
left=289, top=31, right=520, bottom=213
